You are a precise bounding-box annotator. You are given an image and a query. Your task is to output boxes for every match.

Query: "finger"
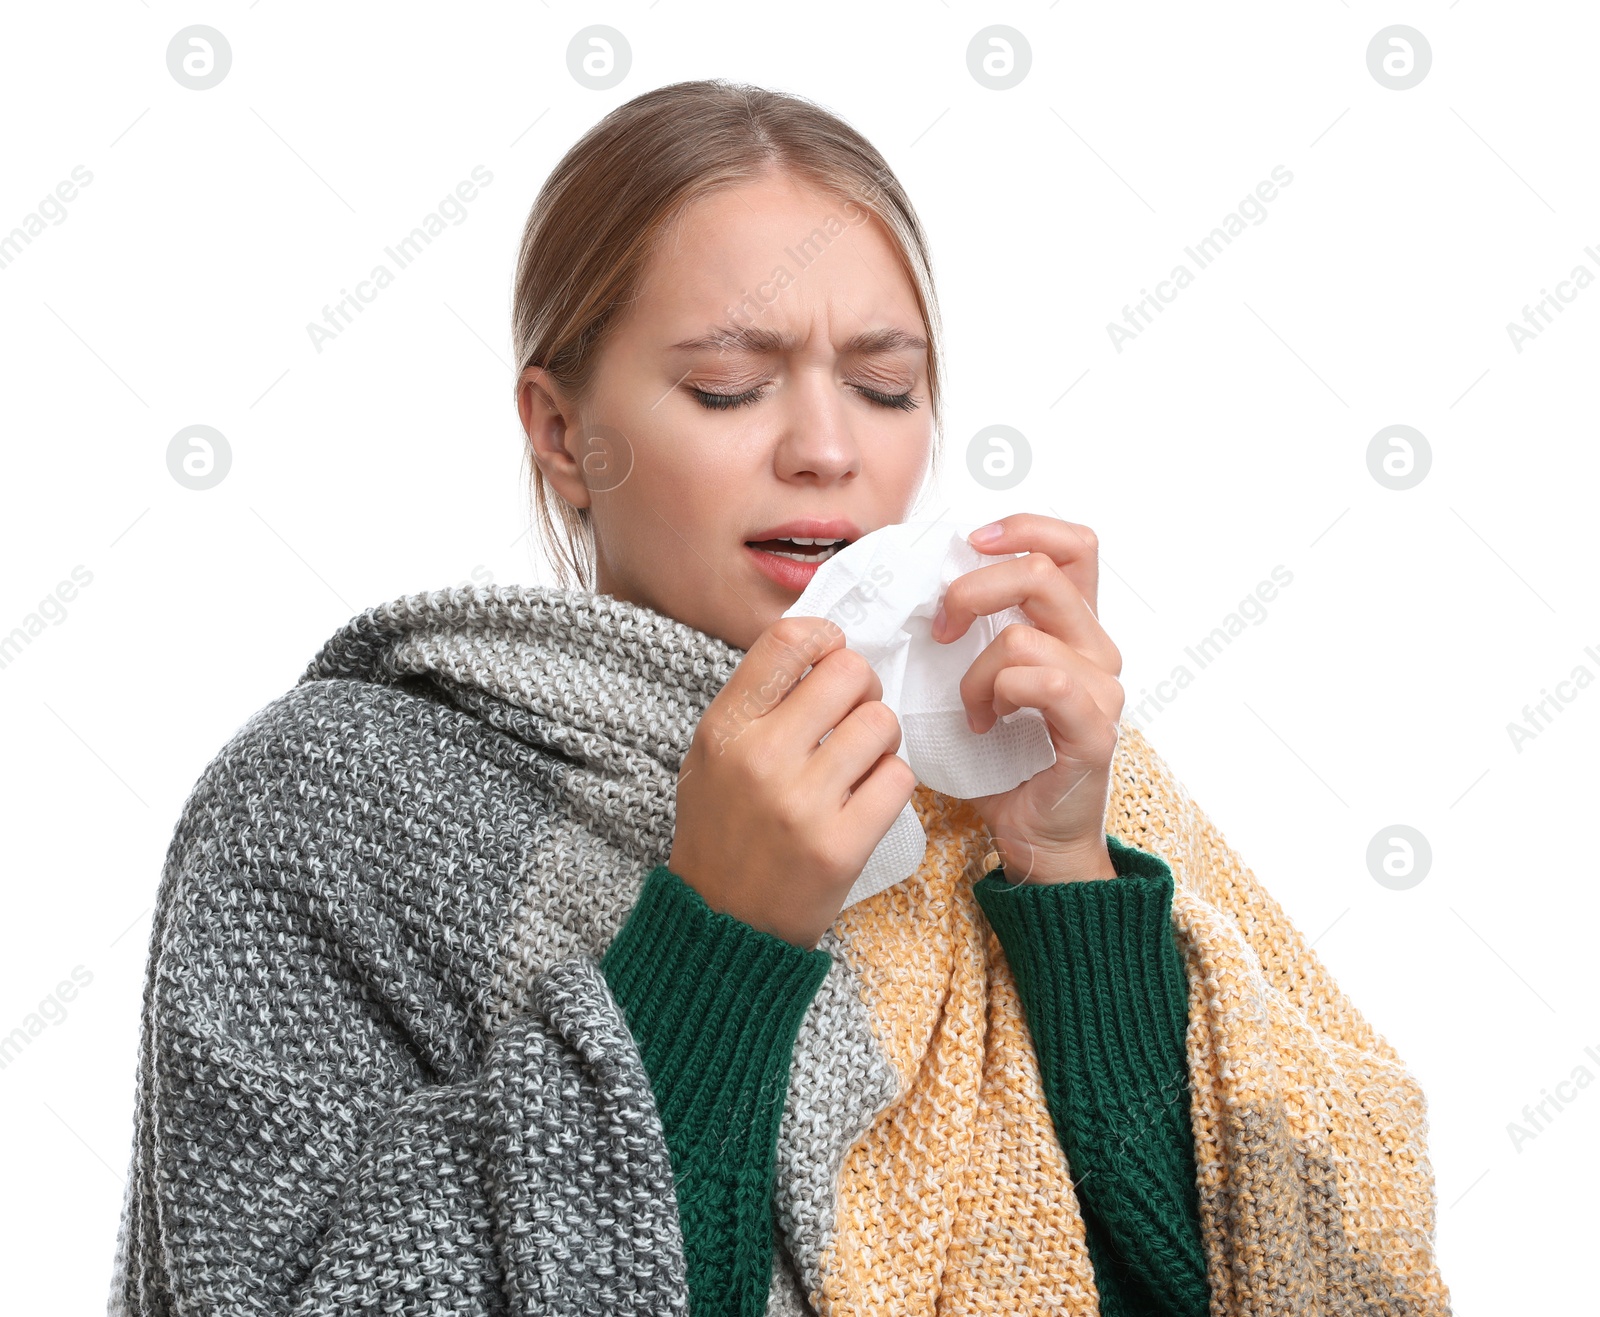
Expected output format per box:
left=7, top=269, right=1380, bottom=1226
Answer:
left=966, top=513, right=1101, bottom=617
left=708, top=614, right=846, bottom=750
left=939, top=553, right=1119, bottom=674
left=965, top=632, right=1125, bottom=735
left=774, top=642, right=886, bottom=757
left=989, top=660, right=1125, bottom=746
left=807, top=698, right=903, bottom=804
left=839, top=749, right=919, bottom=842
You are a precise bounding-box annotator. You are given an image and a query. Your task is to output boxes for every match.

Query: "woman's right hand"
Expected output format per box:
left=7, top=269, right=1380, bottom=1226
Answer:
left=667, top=615, right=919, bottom=949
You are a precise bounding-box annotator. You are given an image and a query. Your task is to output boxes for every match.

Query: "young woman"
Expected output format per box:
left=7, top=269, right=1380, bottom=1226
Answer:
left=111, top=80, right=1453, bottom=1316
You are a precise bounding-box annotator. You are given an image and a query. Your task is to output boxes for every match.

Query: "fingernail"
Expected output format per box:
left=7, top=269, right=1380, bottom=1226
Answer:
left=932, top=604, right=947, bottom=638
left=966, top=710, right=978, bottom=733
left=969, top=522, right=1003, bottom=545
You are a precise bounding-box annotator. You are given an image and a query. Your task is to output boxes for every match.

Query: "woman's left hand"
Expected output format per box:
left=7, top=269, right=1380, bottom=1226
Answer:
left=931, top=512, right=1125, bottom=883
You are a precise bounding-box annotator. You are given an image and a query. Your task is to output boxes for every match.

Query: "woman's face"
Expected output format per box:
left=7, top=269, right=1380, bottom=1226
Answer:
left=519, top=169, right=935, bottom=652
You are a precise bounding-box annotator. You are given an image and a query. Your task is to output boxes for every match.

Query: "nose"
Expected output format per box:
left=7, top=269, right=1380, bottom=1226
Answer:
left=772, top=368, right=861, bottom=484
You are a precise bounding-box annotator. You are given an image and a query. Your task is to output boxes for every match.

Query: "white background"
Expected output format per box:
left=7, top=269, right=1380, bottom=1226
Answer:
left=2, top=3, right=1595, bottom=1311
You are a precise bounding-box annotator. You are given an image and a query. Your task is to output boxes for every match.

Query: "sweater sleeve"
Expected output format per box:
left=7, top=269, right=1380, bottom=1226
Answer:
left=601, top=864, right=833, bottom=1317
left=972, top=833, right=1210, bottom=1317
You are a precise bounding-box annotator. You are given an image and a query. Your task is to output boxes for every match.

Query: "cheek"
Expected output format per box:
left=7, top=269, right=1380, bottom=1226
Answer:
left=633, top=422, right=755, bottom=515
left=625, top=432, right=705, bottom=509
left=594, top=433, right=722, bottom=565
left=866, top=421, right=933, bottom=497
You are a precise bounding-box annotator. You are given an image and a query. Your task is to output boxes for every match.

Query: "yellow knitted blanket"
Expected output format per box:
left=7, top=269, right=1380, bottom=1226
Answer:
left=815, top=719, right=1453, bottom=1315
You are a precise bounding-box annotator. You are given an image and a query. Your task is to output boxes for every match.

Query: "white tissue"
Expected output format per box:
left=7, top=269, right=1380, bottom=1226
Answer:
left=779, top=518, right=1057, bottom=910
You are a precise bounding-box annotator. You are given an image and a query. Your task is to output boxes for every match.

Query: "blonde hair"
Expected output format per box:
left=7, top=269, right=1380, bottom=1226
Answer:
left=510, top=78, right=945, bottom=590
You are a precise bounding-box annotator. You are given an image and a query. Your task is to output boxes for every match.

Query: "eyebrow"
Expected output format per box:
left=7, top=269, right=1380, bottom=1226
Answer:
left=667, top=325, right=928, bottom=356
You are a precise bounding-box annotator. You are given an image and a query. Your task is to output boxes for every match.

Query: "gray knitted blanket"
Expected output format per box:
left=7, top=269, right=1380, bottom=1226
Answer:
left=109, top=584, right=893, bottom=1316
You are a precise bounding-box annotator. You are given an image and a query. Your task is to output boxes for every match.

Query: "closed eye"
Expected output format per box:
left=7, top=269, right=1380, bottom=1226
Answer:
left=688, top=384, right=920, bottom=412
left=690, top=385, right=766, bottom=411
left=854, top=385, right=919, bottom=413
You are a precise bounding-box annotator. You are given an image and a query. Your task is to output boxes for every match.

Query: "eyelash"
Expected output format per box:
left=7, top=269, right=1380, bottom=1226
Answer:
left=689, top=383, right=919, bottom=413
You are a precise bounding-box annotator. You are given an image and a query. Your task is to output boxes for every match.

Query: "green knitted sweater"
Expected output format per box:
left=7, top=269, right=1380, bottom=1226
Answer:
left=601, top=833, right=1209, bottom=1316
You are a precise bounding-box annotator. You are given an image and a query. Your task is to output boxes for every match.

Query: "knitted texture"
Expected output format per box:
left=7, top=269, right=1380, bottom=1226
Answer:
left=974, top=837, right=1208, bottom=1315
left=601, top=864, right=833, bottom=1315
left=109, top=583, right=1453, bottom=1315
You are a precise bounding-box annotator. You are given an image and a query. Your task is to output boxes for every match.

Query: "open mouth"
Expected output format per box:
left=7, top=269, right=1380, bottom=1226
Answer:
left=743, top=536, right=851, bottom=564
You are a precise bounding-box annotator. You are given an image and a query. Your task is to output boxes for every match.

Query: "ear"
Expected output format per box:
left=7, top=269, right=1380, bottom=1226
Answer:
left=518, top=365, right=592, bottom=511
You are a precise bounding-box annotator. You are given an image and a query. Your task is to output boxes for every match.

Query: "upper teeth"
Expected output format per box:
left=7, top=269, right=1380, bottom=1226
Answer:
left=764, top=537, right=846, bottom=563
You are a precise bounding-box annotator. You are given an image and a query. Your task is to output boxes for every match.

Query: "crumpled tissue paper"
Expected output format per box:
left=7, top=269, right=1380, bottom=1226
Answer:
left=779, top=518, right=1057, bottom=909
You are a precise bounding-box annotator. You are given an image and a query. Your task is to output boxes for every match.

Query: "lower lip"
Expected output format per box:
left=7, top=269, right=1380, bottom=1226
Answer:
left=744, top=544, right=838, bottom=591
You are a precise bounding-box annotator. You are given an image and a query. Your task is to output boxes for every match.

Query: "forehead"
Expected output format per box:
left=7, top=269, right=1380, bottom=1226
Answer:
left=629, top=172, right=922, bottom=345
